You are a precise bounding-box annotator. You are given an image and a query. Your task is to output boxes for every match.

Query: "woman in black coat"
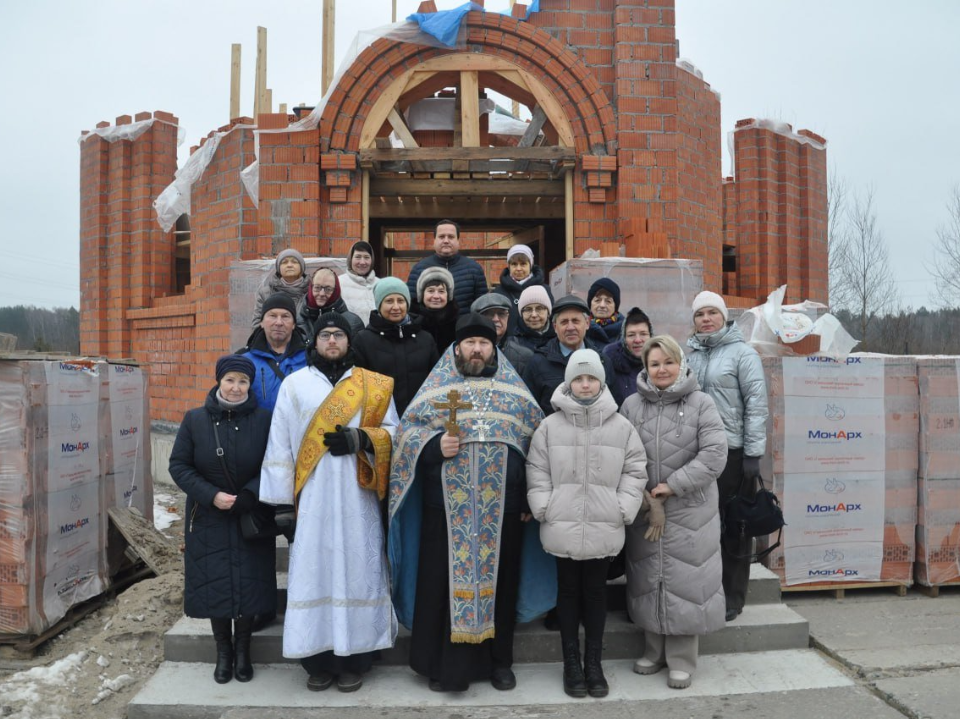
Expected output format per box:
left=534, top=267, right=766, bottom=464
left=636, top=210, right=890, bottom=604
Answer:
left=352, top=276, right=439, bottom=414
left=169, top=355, right=277, bottom=685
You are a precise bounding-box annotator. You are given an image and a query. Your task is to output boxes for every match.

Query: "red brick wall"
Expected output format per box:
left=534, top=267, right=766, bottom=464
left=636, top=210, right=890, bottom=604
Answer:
left=79, top=112, right=179, bottom=360
left=724, top=120, right=828, bottom=304
left=676, top=62, right=721, bottom=291
left=613, top=0, right=678, bottom=259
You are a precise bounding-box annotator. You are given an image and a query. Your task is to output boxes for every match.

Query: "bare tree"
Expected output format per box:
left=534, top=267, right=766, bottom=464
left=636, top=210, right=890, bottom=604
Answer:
left=928, top=185, right=960, bottom=306
left=827, top=169, right=853, bottom=310
left=834, top=188, right=898, bottom=350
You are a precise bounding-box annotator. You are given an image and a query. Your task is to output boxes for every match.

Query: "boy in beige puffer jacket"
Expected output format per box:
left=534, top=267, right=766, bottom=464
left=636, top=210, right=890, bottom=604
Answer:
left=526, top=349, right=661, bottom=699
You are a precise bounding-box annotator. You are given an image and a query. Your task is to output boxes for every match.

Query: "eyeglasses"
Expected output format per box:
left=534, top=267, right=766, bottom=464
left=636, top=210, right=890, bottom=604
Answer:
left=484, top=309, right=510, bottom=319
left=521, top=305, right=548, bottom=315
left=313, top=285, right=335, bottom=294
left=317, top=331, right=347, bottom=341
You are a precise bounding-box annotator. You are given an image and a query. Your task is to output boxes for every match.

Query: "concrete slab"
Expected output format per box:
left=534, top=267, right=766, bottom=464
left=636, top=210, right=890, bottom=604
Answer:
left=874, top=667, right=960, bottom=719
left=787, top=590, right=960, bottom=675
left=129, top=649, right=861, bottom=719
left=165, top=605, right=807, bottom=665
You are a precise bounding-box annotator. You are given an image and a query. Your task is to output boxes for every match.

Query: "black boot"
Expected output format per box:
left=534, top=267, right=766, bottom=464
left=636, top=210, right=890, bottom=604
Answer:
left=210, top=619, right=233, bottom=684
left=233, top=616, right=254, bottom=682
left=584, top=641, right=609, bottom=698
left=562, top=640, right=587, bottom=698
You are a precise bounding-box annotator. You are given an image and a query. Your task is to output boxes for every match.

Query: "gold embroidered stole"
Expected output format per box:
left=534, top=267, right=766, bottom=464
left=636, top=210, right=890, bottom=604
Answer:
left=294, top=368, right=395, bottom=508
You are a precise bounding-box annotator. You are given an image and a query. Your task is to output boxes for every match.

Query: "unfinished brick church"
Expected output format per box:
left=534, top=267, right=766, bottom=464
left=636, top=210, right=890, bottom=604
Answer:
left=79, top=0, right=827, bottom=422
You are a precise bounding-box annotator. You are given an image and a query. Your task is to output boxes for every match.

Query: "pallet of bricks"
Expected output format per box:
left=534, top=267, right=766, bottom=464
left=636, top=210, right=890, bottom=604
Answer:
left=0, top=356, right=152, bottom=640
left=916, top=357, right=960, bottom=595
left=758, top=354, right=918, bottom=594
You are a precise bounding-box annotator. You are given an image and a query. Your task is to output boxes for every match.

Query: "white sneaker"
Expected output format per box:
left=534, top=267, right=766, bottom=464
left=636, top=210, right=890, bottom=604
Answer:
left=633, top=657, right=664, bottom=675
left=668, top=670, right=692, bottom=689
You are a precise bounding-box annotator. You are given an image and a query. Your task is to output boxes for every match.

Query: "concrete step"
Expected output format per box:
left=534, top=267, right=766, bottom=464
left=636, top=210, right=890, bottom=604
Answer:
left=128, top=648, right=847, bottom=719
left=163, top=602, right=808, bottom=666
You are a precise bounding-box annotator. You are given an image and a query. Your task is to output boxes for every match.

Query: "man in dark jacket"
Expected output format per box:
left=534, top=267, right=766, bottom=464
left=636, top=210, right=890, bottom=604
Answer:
left=522, top=295, right=619, bottom=416
left=406, top=220, right=488, bottom=316
left=603, top=307, right=653, bottom=402
left=239, top=293, right=307, bottom=412
left=471, top=293, right=533, bottom=378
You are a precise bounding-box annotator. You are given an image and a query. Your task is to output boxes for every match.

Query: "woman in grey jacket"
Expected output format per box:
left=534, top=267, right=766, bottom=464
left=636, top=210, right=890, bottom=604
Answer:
left=686, top=291, right=769, bottom=621
left=621, top=335, right=728, bottom=689
left=527, top=349, right=648, bottom=699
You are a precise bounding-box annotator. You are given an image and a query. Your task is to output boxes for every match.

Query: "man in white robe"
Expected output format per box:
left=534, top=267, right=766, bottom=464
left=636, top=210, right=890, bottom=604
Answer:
left=260, top=312, right=398, bottom=693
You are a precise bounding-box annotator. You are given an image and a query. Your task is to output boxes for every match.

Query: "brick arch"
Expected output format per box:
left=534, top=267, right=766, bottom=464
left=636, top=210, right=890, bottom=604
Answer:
left=319, top=11, right=617, bottom=156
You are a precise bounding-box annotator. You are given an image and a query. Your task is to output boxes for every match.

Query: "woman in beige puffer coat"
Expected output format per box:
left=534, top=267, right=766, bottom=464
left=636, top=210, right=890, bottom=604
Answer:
left=620, top=335, right=728, bottom=690
left=527, top=349, right=648, bottom=699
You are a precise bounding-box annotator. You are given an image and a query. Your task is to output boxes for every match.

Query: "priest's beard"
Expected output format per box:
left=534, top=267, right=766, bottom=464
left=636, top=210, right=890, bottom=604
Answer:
left=455, top=351, right=496, bottom=377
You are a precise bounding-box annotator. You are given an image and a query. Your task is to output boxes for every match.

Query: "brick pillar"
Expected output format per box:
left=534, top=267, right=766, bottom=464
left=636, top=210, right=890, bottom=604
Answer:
left=614, top=0, right=678, bottom=254
left=79, top=128, right=110, bottom=355
left=798, top=130, right=828, bottom=303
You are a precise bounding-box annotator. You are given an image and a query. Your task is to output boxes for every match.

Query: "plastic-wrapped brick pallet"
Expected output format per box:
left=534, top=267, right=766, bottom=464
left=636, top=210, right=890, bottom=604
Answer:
left=758, top=354, right=918, bottom=589
left=549, top=258, right=703, bottom=343
left=916, top=357, right=960, bottom=587
left=0, top=357, right=152, bottom=637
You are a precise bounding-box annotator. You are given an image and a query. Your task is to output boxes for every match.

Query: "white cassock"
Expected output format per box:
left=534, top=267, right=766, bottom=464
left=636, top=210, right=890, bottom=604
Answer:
left=259, top=366, right=399, bottom=659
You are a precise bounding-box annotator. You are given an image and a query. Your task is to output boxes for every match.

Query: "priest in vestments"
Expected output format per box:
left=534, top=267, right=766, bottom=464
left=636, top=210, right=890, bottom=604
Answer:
left=260, top=312, right=398, bottom=693
left=390, top=313, right=555, bottom=692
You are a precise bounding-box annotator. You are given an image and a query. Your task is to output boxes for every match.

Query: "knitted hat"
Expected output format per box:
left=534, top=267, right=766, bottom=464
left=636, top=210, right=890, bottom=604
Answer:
left=471, top=293, right=511, bottom=315
left=588, top=277, right=621, bottom=312
left=518, top=285, right=552, bottom=314
left=261, top=292, right=296, bottom=319
left=551, top=294, right=590, bottom=319
left=564, top=348, right=606, bottom=386
left=507, top=244, right=534, bottom=264
left=416, top=266, right=455, bottom=303
left=215, top=354, right=256, bottom=383
left=374, top=276, right=411, bottom=309
left=275, top=248, right=306, bottom=277
left=313, top=311, right=354, bottom=343
left=455, top=312, right=498, bottom=344
left=691, top=290, right=728, bottom=322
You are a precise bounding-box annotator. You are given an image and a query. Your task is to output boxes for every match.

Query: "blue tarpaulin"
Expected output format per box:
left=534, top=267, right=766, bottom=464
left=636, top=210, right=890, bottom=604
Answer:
left=407, top=0, right=541, bottom=48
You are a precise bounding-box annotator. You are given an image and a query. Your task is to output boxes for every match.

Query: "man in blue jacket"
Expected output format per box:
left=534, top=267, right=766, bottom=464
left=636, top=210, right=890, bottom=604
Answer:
left=406, top=220, right=488, bottom=316
left=239, top=293, right=307, bottom=412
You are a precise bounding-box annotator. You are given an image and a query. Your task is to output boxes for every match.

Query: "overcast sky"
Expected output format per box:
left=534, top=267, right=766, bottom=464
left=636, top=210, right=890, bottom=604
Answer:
left=1, top=0, right=957, bottom=310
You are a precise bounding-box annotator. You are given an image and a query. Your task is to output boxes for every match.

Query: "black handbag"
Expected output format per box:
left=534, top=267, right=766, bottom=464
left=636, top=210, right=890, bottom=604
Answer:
left=212, top=418, right=279, bottom=542
left=722, top=474, right=785, bottom=561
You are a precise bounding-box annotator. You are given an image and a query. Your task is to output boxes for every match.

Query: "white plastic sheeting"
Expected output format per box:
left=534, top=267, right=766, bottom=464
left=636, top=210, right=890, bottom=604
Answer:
left=78, top=118, right=185, bottom=147
left=153, top=124, right=255, bottom=233
left=737, top=284, right=859, bottom=357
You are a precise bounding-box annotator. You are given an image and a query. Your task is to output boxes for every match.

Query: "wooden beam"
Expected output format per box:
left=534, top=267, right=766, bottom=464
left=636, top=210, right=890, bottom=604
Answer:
left=265, top=88, right=272, bottom=114
left=361, top=170, right=370, bottom=241
left=518, top=106, right=547, bottom=148
left=518, top=69, right=575, bottom=147
left=414, top=53, right=521, bottom=73
left=322, top=0, right=335, bottom=96
left=460, top=71, right=480, bottom=148
left=387, top=107, right=419, bottom=148
left=370, top=198, right=565, bottom=220
left=361, top=147, right=575, bottom=162
left=478, top=72, right=536, bottom=112
left=392, top=0, right=397, bottom=23
left=370, top=178, right=564, bottom=197
left=360, top=69, right=415, bottom=148
left=279, top=102, right=287, bottom=114
left=565, top=170, right=574, bottom=259
left=230, top=44, right=241, bottom=120
left=254, top=27, right=267, bottom=119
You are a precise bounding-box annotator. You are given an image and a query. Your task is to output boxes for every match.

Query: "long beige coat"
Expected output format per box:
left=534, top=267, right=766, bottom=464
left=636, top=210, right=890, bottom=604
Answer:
left=526, top=385, right=647, bottom=560
left=620, top=369, right=728, bottom=636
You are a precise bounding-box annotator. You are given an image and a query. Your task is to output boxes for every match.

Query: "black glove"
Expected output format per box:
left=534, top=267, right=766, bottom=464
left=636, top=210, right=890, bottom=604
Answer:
left=743, top=456, right=762, bottom=481
left=232, top=489, right=259, bottom=514
left=324, top=425, right=360, bottom=456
